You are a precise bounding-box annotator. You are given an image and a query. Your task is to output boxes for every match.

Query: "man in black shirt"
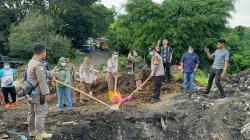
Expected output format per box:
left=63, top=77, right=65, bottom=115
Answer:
left=156, top=39, right=173, bottom=83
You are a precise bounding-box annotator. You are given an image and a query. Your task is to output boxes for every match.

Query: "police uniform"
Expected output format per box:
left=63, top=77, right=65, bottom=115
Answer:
left=26, top=56, right=53, bottom=134
left=151, top=52, right=165, bottom=100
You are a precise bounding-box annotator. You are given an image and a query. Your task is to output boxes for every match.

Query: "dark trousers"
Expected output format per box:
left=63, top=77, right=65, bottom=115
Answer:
left=163, top=63, right=171, bottom=82
left=1, top=86, right=16, bottom=104
left=153, top=76, right=164, bottom=99
left=206, top=69, right=225, bottom=97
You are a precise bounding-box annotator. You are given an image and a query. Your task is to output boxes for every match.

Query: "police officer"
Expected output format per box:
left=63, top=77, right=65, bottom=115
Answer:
left=26, top=43, right=56, bottom=140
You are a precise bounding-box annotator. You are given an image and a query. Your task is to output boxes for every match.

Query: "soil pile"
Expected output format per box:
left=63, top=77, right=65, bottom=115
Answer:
left=0, top=69, right=250, bottom=140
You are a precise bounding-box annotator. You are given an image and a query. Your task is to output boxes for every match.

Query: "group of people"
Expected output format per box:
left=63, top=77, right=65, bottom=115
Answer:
left=0, top=38, right=230, bottom=139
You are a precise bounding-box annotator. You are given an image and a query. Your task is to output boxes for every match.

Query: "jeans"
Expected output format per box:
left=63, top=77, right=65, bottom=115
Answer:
left=163, top=63, right=171, bottom=82
left=56, top=87, right=73, bottom=111
left=206, top=69, right=225, bottom=98
left=153, top=76, right=164, bottom=100
left=183, top=72, right=195, bottom=95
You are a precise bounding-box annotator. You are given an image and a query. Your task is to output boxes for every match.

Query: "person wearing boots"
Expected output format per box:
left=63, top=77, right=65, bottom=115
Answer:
left=106, top=51, right=119, bottom=101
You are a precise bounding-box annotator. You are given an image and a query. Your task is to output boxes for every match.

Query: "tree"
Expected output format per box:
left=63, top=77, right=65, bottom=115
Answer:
left=108, top=0, right=234, bottom=64
left=222, top=26, right=250, bottom=74
left=49, top=0, right=97, bottom=46
left=91, top=3, right=116, bottom=37
left=9, top=11, right=71, bottom=63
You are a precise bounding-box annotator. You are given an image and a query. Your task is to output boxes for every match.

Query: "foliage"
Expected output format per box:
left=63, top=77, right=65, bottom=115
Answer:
left=107, top=0, right=234, bottom=64
left=49, top=0, right=115, bottom=46
left=9, top=11, right=71, bottom=63
left=222, top=26, right=250, bottom=74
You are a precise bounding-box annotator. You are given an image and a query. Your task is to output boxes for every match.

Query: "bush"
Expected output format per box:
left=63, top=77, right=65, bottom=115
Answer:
left=9, top=11, right=71, bottom=63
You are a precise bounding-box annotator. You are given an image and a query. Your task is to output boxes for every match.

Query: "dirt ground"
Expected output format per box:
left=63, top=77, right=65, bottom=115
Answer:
left=0, top=69, right=250, bottom=140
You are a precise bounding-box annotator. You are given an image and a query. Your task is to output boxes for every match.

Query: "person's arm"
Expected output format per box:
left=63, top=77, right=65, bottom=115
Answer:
left=169, top=48, right=173, bottom=63
left=221, top=52, right=230, bottom=78
left=194, top=54, right=199, bottom=72
left=180, top=54, right=185, bottom=72
left=204, top=48, right=214, bottom=60
left=156, top=40, right=161, bottom=52
left=151, top=56, right=159, bottom=76
left=79, top=64, right=84, bottom=79
left=35, top=64, right=50, bottom=95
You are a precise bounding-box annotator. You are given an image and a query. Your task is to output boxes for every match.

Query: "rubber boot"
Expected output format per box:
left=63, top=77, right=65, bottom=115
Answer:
left=108, top=90, right=114, bottom=101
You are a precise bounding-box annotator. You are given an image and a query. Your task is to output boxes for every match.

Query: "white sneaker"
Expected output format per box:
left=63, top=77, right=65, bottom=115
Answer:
left=35, top=132, right=52, bottom=140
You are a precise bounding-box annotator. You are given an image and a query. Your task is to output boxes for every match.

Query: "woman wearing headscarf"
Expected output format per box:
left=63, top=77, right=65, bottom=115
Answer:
left=79, top=57, right=98, bottom=103
left=53, top=57, right=74, bottom=111
left=128, top=50, right=144, bottom=89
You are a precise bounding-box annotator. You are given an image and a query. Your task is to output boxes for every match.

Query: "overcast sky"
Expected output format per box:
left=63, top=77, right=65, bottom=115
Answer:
left=101, top=0, right=250, bottom=27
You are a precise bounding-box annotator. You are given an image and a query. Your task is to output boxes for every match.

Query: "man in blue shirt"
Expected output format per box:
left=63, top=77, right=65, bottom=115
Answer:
left=0, top=62, right=17, bottom=108
left=202, top=39, right=229, bottom=99
left=180, top=46, right=199, bottom=97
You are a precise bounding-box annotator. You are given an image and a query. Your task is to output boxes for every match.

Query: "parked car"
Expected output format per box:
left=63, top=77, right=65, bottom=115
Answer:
left=101, top=45, right=109, bottom=52
left=76, top=45, right=92, bottom=53
left=0, top=56, right=23, bottom=69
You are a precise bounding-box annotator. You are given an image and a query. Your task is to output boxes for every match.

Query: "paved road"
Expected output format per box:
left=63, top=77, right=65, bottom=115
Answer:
left=85, top=50, right=109, bottom=69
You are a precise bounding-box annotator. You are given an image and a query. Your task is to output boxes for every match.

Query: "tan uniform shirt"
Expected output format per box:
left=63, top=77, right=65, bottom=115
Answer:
left=151, top=52, right=165, bottom=76
left=27, top=57, right=51, bottom=96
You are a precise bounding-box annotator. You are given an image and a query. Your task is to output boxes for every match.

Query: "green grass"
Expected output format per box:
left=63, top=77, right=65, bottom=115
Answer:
left=172, top=70, right=208, bottom=86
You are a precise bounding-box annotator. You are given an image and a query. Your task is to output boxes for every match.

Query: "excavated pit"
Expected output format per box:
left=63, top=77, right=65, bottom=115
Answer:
left=1, top=69, right=250, bottom=140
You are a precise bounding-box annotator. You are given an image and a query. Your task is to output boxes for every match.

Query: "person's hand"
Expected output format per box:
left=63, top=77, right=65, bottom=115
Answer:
left=45, top=95, right=51, bottom=102
left=54, top=72, right=59, bottom=78
left=180, top=68, right=184, bottom=73
left=221, top=72, right=226, bottom=79
left=204, top=47, right=209, bottom=53
left=158, top=40, right=161, bottom=44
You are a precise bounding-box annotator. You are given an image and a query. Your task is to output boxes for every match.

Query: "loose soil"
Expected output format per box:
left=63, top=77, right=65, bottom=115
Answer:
left=0, top=69, right=250, bottom=140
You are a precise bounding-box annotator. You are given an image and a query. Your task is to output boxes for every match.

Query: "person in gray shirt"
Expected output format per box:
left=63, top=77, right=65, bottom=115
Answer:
left=202, top=39, right=229, bottom=99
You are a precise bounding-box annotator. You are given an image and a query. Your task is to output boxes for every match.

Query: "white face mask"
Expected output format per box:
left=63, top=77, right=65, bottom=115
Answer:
left=188, top=50, right=194, bottom=54
left=61, top=63, right=66, bottom=66
left=113, top=55, right=118, bottom=59
left=4, top=65, right=10, bottom=69
left=149, top=52, right=153, bottom=55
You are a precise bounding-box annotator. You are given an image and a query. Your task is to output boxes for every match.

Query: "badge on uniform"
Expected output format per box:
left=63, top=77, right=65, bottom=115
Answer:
left=40, top=66, right=44, bottom=71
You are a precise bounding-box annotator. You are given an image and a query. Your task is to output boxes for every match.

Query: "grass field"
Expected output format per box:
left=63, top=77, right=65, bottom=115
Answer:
left=173, top=70, right=208, bottom=86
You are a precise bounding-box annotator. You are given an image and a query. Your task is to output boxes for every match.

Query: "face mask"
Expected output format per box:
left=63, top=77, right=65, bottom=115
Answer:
left=113, top=55, right=118, bottom=59
left=61, top=63, right=66, bottom=66
left=188, top=50, right=194, bottom=54
left=149, top=52, right=153, bottom=55
left=4, top=65, right=10, bottom=69
left=133, top=52, right=138, bottom=57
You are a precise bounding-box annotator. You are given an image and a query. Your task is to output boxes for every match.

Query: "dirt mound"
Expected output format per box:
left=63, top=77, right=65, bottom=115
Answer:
left=1, top=69, right=250, bottom=140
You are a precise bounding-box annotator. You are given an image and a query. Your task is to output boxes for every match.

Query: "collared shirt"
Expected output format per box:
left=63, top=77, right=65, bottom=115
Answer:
left=151, top=52, right=165, bottom=76
left=212, top=48, right=230, bottom=69
left=107, top=57, right=118, bottom=73
left=0, top=67, right=17, bottom=87
left=181, top=52, right=199, bottom=73
left=160, top=46, right=173, bottom=63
